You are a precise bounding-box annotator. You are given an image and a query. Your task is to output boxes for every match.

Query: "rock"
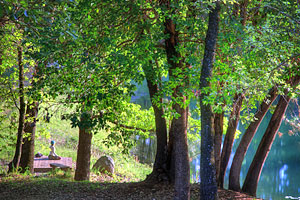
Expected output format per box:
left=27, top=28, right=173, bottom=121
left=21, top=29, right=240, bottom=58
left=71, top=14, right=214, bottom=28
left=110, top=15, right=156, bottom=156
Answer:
left=93, top=155, right=115, bottom=175
left=50, top=163, right=71, bottom=171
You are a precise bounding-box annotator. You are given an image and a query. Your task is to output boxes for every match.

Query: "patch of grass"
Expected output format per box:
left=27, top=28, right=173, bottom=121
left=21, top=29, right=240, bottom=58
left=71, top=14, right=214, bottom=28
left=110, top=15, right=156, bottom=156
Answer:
left=48, top=168, right=73, bottom=180
left=113, top=153, right=152, bottom=182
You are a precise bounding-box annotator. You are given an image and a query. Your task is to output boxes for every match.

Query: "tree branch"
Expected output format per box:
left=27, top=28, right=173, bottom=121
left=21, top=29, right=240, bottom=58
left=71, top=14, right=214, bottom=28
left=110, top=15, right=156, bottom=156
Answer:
left=113, top=121, right=154, bottom=133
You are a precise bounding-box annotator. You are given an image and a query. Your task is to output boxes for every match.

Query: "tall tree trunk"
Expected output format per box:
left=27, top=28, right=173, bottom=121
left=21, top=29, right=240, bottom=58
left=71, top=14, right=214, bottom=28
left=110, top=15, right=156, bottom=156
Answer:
left=8, top=45, right=25, bottom=173
left=19, top=102, right=39, bottom=173
left=75, top=112, right=93, bottom=181
left=162, top=1, right=190, bottom=198
left=200, top=1, right=221, bottom=199
left=218, top=93, right=244, bottom=187
left=242, top=76, right=300, bottom=196
left=143, top=66, right=169, bottom=183
left=229, top=86, right=278, bottom=191
left=214, top=112, right=224, bottom=182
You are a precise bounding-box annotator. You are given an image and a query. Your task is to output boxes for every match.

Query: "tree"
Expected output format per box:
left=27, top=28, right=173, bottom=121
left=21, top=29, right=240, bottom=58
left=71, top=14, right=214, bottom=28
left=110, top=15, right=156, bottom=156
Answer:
left=8, top=44, right=25, bottom=173
left=163, top=10, right=190, bottom=200
left=218, top=93, right=244, bottom=187
left=74, top=111, right=93, bottom=181
left=35, top=0, right=146, bottom=181
left=200, top=1, right=221, bottom=200
left=19, top=65, right=40, bottom=173
left=143, top=65, right=169, bottom=183
left=228, top=0, right=300, bottom=193
left=1, top=0, right=68, bottom=173
left=19, top=101, right=39, bottom=173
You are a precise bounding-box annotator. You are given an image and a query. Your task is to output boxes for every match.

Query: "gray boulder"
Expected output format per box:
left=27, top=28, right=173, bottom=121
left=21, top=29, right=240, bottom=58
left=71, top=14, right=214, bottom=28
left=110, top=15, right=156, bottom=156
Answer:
left=92, top=155, right=115, bottom=175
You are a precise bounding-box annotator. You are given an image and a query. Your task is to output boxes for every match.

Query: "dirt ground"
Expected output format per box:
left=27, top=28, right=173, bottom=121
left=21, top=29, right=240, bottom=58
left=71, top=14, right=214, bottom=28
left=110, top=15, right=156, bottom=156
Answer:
left=0, top=176, right=261, bottom=200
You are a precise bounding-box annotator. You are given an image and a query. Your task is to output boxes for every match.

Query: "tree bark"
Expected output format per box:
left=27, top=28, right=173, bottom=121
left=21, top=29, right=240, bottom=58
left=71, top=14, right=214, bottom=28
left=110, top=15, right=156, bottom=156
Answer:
left=200, top=1, right=221, bottom=199
left=167, top=118, right=176, bottom=183
left=229, top=86, right=278, bottom=191
left=75, top=112, right=93, bottom=181
left=8, top=45, right=25, bottom=173
left=143, top=66, right=169, bottom=183
left=218, top=93, right=244, bottom=188
left=173, top=102, right=190, bottom=200
left=214, top=112, right=224, bottom=182
left=19, top=102, right=39, bottom=173
left=242, top=76, right=300, bottom=196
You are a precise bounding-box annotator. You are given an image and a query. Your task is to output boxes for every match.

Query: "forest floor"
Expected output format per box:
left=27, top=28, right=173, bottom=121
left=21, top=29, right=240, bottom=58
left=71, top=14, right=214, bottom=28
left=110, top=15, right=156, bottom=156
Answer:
left=0, top=174, right=261, bottom=200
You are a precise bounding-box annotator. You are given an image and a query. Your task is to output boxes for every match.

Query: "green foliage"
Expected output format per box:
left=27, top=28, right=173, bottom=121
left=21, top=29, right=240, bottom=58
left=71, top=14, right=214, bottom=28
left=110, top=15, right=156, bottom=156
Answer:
left=0, top=104, right=17, bottom=162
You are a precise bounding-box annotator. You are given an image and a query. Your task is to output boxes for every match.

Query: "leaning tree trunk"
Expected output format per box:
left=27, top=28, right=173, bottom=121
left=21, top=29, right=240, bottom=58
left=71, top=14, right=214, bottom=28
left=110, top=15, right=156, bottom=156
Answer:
left=218, top=93, right=244, bottom=187
left=74, top=112, right=93, bottom=181
left=143, top=66, right=169, bottom=183
left=19, top=102, right=39, bottom=173
left=242, top=75, right=300, bottom=196
left=200, top=1, right=221, bottom=200
left=8, top=45, right=25, bottom=173
left=229, top=86, right=278, bottom=191
left=214, top=112, right=224, bottom=182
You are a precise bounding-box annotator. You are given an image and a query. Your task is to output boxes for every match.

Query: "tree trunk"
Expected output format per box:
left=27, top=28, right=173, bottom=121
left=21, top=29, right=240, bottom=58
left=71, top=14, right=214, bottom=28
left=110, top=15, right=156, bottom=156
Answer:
left=75, top=113, right=93, bottom=181
left=242, top=95, right=290, bottom=195
left=214, top=112, right=224, bottom=182
left=173, top=102, right=190, bottom=200
left=19, top=102, right=39, bottom=173
left=200, top=1, right=221, bottom=200
left=229, top=86, right=278, bottom=191
left=8, top=45, right=25, bottom=173
left=162, top=1, right=190, bottom=198
left=143, top=66, right=169, bottom=183
left=167, top=118, right=176, bottom=183
left=242, top=76, right=300, bottom=196
left=218, top=93, right=244, bottom=188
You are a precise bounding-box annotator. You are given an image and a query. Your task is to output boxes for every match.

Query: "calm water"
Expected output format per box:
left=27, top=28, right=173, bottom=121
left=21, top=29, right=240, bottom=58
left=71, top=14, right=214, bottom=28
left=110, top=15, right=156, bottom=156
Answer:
left=131, top=82, right=300, bottom=200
